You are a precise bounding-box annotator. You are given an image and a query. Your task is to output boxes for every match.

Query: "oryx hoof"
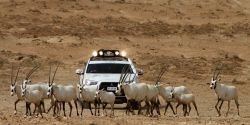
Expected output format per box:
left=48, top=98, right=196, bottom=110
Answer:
left=14, top=111, right=17, bottom=115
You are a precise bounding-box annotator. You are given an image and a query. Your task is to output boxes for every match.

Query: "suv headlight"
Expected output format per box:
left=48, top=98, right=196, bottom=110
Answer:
left=85, top=80, right=98, bottom=85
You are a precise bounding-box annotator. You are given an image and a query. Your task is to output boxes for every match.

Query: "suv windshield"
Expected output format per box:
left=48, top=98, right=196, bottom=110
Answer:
left=86, top=64, right=133, bottom=73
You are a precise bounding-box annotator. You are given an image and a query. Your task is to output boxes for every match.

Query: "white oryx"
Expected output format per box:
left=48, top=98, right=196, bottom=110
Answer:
left=77, top=81, right=100, bottom=116
left=10, top=65, right=26, bottom=115
left=95, top=89, right=116, bottom=116
left=46, top=65, right=79, bottom=117
left=146, top=67, right=169, bottom=116
left=116, top=66, right=149, bottom=115
left=170, top=88, right=199, bottom=117
left=20, top=65, right=58, bottom=115
left=209, top=66, right=239, bottom=116
left=21, top=84, right=44, bottom=118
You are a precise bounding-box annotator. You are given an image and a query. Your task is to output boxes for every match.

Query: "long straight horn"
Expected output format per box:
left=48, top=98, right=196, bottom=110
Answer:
left=215, top=70, right=221, bottom=79
left=212, top=65, right=220, bottom=80
left=156, top=67, right=165, bottom=83
left=51, top=64, right=60, bottom=84
left=155, top=65, right=168, bottom=84
left=25, top=66, right=36, bottom=79
left=215, top=64, right=223, bottom=79
left=11, top=64, right=14, bottom=85
left=118, top=65, right=127, bottom=83
left=14, top=66, right=20, bottom=85
left=26, top=65, right=40, bottom=80
left=121, top=65, right=130, bottom=83
left=48, top=65, right=52, bottom=84
left=119, top=64, right=129, bottom=83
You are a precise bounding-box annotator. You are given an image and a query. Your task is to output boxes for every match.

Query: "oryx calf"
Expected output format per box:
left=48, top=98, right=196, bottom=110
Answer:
left=170, top=89, right=199, bottom=117
left=77, top=83, right=100, bottom=116
left=95, top=89, right=116, bottom=116
left=21, top=84, right=44, bottom=118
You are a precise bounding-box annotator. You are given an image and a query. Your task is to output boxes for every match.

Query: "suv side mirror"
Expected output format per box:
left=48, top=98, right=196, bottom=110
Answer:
left=75, top=69, right=84, bottom=75
left=136, top=68, right=144, bottom=76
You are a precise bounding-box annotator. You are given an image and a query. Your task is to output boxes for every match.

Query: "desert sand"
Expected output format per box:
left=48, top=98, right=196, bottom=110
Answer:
left=0, top=0, right=250, bottom=124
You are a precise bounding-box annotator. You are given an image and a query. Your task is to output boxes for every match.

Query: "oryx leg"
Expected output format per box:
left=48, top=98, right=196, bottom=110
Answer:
left=80, top=101, right=84, bottom=116
left=41, top=101, right=45, bottom=113
left=193, top=101, right=199, bottom=116
left=34, top=105, right=38, bottom=117
left=150, top=101, right=155, bottom=116
left=39, top=104, right=43, bottom=118
left=94, top=102, right=98, bottom=116
left=226, top=101, right=230, bottom=116
left=235, top=99, right=240, bottom=116
left=37, top=103, right=43, bottom=118
left=218, top=100, right=224, bottom=116
left=62, top=102, right=66, bottom=117
left=89, top=102, right=94, bottom=115
left=125, top=100, right=129, bottom=115
left=175, top=103, right=181, bottom=115
left=102, top=103, right=107, bottom=116
left=25, top=102, right=31, bottom=116
left=164, top=102, right=170, bottom=115
left=183, top=104, right=187, bottom=117
left=14, top=99, right=20, bottom=114
left=137, top=101, right=142, bottom=115
left=169, top=102, right=175, bottom=115
left=111, top=103, right=114, bottom=116
left=156, top=99, right=161, bottom=115
left=47, top=104, right=54, bottom=114
left=188, top=104, right=191, bottom=116
left=74, top=99, right=79, bottom=116
left=53, top=101, right=57, bottom=116
left=68, top=102, right=73, bottom=117
left=145, top=100, right=151, bottom=116
left=215, top=99, right=221, bottom=116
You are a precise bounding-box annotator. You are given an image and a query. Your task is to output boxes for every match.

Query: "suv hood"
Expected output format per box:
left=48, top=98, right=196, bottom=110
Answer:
left=84, top=73, right=136, bottom=83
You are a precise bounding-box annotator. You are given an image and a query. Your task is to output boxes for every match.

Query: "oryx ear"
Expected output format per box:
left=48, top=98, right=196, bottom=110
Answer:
left=77, top=84, right=80, bottom=88
left=211, top=77, right=214, bottom=81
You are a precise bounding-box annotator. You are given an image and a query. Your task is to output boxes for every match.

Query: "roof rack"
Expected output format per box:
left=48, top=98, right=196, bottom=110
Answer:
left=92, top=49, right=127, bottom=57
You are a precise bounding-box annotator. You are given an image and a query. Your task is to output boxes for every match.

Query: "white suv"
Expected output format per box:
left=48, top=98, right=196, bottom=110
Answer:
left=76, top=49, right=143, bottom=103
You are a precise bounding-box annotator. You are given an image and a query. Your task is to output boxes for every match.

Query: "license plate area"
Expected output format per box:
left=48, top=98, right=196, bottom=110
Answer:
left=107, top=87, right=117, bottom=91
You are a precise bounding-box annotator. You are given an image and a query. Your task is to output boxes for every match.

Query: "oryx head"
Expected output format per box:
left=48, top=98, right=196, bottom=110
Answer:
left=169, top=87, right=175, bottom=99
left=77, top=79, right=84, bottom=94
left=115, top=65, right=131, bottom=95
left=95, top=88, right=104, bottom=98
left=47, top=64, right=59, bottom=96
left=10, top=65, right=20, bottom=96
left=23, top=65, right=40, bottom=86
left=21, top=83, right=27, bottom=97
left=210, top=65, right=222, bottom=89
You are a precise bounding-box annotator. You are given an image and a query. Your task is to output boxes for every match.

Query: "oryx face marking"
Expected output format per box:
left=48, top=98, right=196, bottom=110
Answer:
left=210, top=78, right=217, bottom=89
left=21, top=85, right=27, bottom=97
left=10, top=84, right=16, bottom=96
left=47, top=85, right=53, bottom=96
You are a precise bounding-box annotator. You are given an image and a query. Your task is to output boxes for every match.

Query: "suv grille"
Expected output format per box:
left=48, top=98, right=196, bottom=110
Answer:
left=99, top=82, right=125, bottom=96
left=99, top=82, right=118, bottom=92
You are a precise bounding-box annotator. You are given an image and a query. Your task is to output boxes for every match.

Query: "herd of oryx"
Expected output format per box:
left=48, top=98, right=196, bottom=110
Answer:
left=10, top=64, right=240, bottom=118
